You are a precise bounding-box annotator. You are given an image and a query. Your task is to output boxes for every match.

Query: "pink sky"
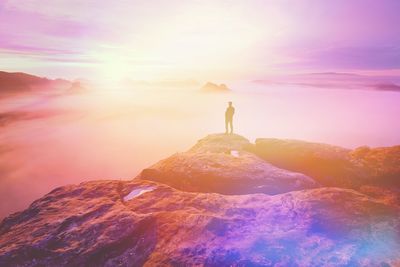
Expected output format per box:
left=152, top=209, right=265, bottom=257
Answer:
left=1, top=0, right=400, bottom=81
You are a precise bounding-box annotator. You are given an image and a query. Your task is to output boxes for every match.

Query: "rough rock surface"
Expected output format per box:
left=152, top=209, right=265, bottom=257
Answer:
left=138, top=134, right=318, bottom=194
left=1, top=180, right=399, bottom=266
left=1, top=134, right=400, bottom=266
left=253, top=138, right=400, bottom=189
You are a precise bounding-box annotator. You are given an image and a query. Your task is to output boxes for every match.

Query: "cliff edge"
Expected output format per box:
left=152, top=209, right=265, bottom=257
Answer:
left=1, top=134, right=399, bottom=266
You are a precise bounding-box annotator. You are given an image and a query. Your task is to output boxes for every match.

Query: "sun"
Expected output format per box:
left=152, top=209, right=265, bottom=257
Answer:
left=88, top=2, right=289, bottom=83
left=94, top=48, right=132, bottom=84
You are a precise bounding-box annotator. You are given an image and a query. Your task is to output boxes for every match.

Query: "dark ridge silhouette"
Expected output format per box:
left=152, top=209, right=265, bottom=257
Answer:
left=0, top=71, right=71, bottom=96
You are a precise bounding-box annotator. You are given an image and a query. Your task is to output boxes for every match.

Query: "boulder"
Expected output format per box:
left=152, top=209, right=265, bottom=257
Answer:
left=253, top=138, right=400, bottom=189
left=138, top=134, right=318, bottom=195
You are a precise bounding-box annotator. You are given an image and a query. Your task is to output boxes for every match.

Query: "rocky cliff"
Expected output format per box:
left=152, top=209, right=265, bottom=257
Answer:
left=0, top=134, right=399, bottom=266
left=138, top=134, right=317, bottom=195
left=253, top=138, right=400, bottom=189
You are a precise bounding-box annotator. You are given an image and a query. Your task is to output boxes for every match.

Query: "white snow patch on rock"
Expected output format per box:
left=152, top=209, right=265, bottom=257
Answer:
left=230, top=150, right=240, bottom=157
left=123, top=186, right=156, bottom=201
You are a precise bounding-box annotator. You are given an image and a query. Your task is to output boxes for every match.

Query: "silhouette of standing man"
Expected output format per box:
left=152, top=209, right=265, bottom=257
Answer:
left=225, top=101, right=235, bottom=134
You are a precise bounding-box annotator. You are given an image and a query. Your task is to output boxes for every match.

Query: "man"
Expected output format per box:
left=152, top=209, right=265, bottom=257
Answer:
left=225, top=101, right=235, bottom=134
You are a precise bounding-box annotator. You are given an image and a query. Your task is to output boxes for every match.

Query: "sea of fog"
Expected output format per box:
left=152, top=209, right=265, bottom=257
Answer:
left=1, top=82, right=400, bottom=218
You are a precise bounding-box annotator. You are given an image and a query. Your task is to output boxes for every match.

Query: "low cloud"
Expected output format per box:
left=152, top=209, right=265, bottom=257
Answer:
left=0, top=110, right=65, bottom=127
left=288, top=45, right=400, bottom=70
left=373, top=83, right=400, bottom=92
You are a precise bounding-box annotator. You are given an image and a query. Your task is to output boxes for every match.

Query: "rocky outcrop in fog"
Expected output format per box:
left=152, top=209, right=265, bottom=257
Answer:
left=253, top=138, right=400, bottom=189
left=138, top=134, right=317, bottom=194
left=200, top=82, right=230, bottom=92
left=1, top=134, right=399, bottom=266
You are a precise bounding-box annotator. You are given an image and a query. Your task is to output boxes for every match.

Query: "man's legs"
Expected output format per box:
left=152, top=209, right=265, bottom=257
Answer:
left=229, top=119, right=233, bottom=134
left=225, top=118, right=229, bottom=134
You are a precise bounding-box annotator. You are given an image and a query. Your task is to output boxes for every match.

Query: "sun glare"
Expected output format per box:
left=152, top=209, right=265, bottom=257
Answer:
left=94, top=48, right=132, bottom=84
left=87, top=3, right=289, bottom=83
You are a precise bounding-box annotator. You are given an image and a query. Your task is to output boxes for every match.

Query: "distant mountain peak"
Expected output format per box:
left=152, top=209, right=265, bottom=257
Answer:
left=200, top=82, right=230, bottom=92
left=0, top=70, right=72, bottom=96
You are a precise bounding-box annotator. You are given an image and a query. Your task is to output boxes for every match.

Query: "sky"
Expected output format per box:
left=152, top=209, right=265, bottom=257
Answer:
left=1, top=0, right=400, bottom=219
left=1, top=0, right=400, bottom=81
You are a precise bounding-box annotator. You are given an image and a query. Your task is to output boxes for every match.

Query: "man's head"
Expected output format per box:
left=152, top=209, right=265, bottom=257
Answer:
left=228, top=101, right=232, bottom=107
